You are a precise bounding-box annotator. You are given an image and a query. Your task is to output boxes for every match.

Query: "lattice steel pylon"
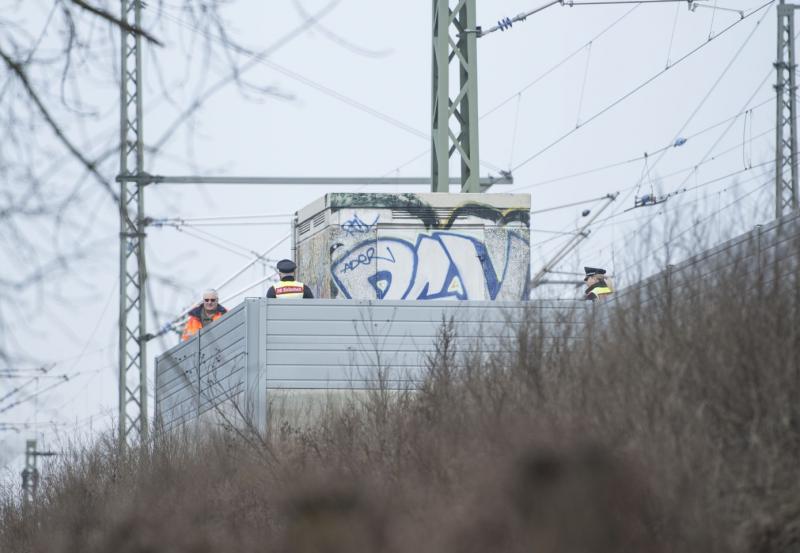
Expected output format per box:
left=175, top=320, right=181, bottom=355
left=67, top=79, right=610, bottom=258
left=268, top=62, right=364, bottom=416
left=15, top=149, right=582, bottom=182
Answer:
left=431, top=0, right=481, bottom=193
left=118, top=0, right=148, bottom=446
left=776, top=0, right=800, bottom=218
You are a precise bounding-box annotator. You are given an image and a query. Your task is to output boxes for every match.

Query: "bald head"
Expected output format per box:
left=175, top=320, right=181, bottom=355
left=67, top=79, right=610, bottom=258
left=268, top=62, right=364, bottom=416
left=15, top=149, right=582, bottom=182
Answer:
left=202, top=289, right=219, bottom=311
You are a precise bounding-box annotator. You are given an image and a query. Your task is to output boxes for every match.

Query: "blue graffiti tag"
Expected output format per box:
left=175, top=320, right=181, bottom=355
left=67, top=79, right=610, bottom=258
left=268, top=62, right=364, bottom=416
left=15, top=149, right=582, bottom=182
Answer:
left=330, top=231, right=528, bottom=301
left=339, top=245, right=397, bottom=273
left=342, top=213, right=379, bottom=235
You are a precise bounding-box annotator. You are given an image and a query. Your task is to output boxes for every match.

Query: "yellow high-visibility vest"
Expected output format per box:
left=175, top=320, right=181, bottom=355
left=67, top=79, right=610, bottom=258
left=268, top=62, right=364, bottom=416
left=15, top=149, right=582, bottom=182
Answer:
left=590, top=286, right=612, bottom=298
left=274, top=280, right=306, bottom=299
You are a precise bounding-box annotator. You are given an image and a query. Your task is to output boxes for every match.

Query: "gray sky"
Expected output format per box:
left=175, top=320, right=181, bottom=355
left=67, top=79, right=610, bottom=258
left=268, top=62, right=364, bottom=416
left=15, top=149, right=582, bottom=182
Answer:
left=0, top=0, right=779, bottom=474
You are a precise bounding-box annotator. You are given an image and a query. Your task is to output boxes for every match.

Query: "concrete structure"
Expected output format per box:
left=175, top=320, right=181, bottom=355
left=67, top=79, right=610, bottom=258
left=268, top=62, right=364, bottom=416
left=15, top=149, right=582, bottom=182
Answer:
left=155, top=298, right=580, bottom=433
left=156, top=212, right=800, bottom=435
left=293, top=193, right=531, bottom=301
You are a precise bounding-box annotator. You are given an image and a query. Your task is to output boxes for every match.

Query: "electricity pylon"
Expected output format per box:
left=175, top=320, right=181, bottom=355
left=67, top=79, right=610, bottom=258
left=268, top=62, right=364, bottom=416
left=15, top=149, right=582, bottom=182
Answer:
left=431, top=0, right=481, bottom=193
left=118, top=0, right=148, bottom=447
left=776, top=0, right=799, bottom=217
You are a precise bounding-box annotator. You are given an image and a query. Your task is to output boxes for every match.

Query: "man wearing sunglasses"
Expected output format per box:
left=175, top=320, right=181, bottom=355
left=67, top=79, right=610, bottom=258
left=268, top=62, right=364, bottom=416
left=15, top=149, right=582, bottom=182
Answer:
left=181, top=289, right=228, bottom=341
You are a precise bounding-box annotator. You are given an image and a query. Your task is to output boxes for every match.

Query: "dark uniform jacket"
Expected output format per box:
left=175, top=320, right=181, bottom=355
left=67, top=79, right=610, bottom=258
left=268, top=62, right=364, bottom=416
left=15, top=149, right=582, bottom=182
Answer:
left=267, top=275, right=314, bottom=299
left=585, top=280, right=612, bottom=301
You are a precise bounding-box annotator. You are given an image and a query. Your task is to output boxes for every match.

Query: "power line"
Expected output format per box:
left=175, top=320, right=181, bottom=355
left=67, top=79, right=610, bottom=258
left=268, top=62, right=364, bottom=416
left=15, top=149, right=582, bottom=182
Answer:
left=532, top=159, right=775, bottom=273
left=158, top=10, right=436, bottom=143
left=525, top=127, right=774, bottom=250
left=615, top=174, right=773, bottom=278
left=152, top=213, right=293, bottom=223
left=157, top=221, right=291, bottom=227
left=481, top=5, right=641, bottom=119
left=508, top=96, right=773, bottom=192
left=164, top=7, right=510, bottom=171
left=585, top=164, right=774, bottom=272
left=161, top=223, right=282, bottom=262
left=475, top=0, right=687, bottom=38
left=510, top=0, right=776, bottom=173
left=571, top=4, right=774, bottom=253
left=148, top=233, right=291, bottom=341
left=383, top=5, right=641, bottom=178
left=530, top=194, right=612, bottom=215
left=0, top=374, right=77, bottom=415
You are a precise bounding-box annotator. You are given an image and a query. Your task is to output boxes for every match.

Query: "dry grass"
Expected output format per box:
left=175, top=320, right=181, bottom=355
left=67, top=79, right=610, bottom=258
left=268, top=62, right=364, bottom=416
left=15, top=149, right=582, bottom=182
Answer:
left=1, top=237, right=798, bottom=553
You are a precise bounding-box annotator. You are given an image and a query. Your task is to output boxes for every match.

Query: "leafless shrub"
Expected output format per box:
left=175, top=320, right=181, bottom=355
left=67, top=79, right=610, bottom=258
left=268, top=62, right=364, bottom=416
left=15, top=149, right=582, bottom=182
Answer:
left=1, top=221, right=799, bottom=552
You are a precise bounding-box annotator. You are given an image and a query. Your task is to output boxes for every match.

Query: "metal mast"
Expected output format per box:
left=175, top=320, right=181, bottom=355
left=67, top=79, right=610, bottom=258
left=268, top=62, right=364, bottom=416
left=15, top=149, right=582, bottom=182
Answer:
left=776, top=0, right=799, bottom=217
left=21, top=440, right=38, bottom=507
left=432, top=0, right=481, bottom=193
left=118, top=0, right=148, bottom=446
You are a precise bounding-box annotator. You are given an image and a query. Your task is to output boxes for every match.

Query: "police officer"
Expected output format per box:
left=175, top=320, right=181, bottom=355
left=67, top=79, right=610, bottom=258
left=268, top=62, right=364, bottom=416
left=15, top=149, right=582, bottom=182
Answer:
left=584, top=266, right=612, bottom=301
left=267, top=259, right=314, bottom=299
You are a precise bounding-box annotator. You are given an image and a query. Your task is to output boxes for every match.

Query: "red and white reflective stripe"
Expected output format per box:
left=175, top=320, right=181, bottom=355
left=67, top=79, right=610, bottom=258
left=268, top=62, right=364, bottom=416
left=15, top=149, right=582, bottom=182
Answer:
left=276, top=286, right=303, bottom=294
left=275, top=281, right=305, bottom=298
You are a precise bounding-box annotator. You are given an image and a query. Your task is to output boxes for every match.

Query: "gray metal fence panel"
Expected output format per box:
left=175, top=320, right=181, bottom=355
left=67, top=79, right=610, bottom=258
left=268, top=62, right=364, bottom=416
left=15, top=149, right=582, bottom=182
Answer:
left=155, top=299, right=585, bottom=430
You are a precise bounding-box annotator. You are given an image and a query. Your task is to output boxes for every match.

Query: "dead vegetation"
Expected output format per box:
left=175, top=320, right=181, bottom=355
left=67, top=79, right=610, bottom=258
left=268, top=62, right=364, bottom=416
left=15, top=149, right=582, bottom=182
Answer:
left=1, top=236, right=798, bottom=553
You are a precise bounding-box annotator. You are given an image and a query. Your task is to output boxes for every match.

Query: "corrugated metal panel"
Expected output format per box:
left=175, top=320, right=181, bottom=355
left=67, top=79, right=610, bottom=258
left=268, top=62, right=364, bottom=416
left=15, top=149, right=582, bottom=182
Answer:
left=156, top=303, right=248, bottom=431
left=262, top=299, right=581, bottom=390
left=155, top=298, right=584, bottom=431
left=614, top=211, right=800, bottom=305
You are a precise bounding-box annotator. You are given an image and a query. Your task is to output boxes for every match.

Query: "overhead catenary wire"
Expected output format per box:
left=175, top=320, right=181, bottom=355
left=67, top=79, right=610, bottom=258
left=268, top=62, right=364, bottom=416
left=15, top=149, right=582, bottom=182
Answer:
left=481, top=4, right=640, bottom=120
left=614, top=174, right=774, bottom=279
left=531, top=145, right=775, bottom=276
left=586, top=51, right=778, bottom=253
left=385, top=4, right=641, bottom=178
left=672, top=64, right=776, bottom=193
left=586, top=159, right=775, bottom=257
left=149, top=233, right=291, bottom=340
left=473, top=0, right=691, bottom=38
left=0, top=365, right=55, bottom=404
left=575, top=41, right=593, bottom=127
left=0, top=373, right=80, bottom=415
left=530, top=194, right=613, bottom=215
left=566, top=3, right=774, bottom=253
left=157, top=221, right=291, bottom=227
left=160, top=223, right=284, bottom=263
left=507, top=94, right=523, bottom=170
left=510, top=0, right=776, bottom=174
left=157, top=8, right=502, bottom=174
left=508, top=96, right=774, bottom=193
left=665, top=2, right=681, bottom=67
left=584, top=165, right=767, bottom=235
left=541, top=173, right=771, bottom=281
left=152, top=213, right=293, bottom=223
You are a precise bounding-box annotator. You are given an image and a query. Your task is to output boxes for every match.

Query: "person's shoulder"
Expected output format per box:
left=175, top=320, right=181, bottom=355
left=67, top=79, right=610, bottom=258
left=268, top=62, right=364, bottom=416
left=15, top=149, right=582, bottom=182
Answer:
left=188, top=304, right=203, bottom=318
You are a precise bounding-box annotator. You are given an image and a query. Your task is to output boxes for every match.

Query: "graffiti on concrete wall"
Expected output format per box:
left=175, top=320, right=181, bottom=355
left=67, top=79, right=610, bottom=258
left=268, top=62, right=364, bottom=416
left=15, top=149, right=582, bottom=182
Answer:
left=297, top=193, right=531, bottom=300
left=341, top=213, right=379, bottom=235
left=331, top=231, right=528, bottom=300
left=330, top=193, right=530, bottom=230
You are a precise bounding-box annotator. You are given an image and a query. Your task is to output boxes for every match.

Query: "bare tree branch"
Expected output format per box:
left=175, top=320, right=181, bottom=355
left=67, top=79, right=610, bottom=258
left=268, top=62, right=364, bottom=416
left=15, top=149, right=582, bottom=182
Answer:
left=68, top=0, right=164, bottom=47
left=0, top=47, right=120, bottom=205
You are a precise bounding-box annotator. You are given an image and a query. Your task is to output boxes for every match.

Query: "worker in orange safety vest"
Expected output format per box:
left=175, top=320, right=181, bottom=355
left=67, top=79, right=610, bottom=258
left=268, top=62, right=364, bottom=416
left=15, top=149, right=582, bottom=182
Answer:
left=181, top=289, right=228, bottom=341
left=267, top=259, right=314, bottom=299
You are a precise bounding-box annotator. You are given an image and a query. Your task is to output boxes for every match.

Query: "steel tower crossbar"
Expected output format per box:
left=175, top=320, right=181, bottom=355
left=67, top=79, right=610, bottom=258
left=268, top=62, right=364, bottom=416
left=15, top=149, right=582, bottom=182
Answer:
left=118, top=0, right=148, bottom=447
left=432, top=0, right=481, bottom=193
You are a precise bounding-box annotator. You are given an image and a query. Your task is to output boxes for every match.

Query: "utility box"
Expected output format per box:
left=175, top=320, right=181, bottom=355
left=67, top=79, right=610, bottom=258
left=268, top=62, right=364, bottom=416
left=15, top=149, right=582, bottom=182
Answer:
left=293, top=193, right=531, bottom=300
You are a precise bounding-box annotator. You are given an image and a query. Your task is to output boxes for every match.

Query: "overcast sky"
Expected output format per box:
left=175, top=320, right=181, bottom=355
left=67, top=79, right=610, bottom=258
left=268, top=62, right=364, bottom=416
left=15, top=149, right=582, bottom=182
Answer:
left=0, top=0, right=780, bottom=474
